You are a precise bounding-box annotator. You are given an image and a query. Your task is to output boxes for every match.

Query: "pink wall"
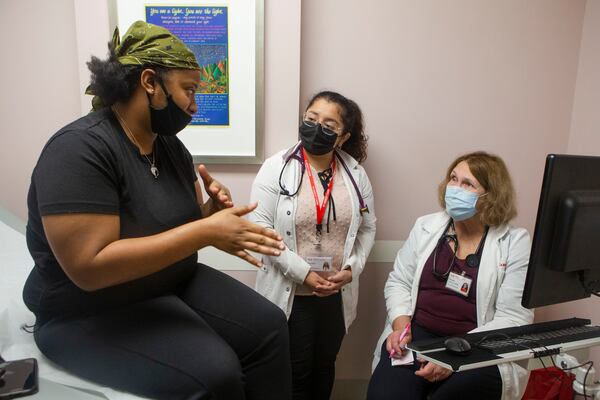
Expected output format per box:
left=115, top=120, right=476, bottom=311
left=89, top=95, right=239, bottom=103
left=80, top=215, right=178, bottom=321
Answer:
left=1, top=1, right=589, bottom=243
left=300, top=0, right=586, bottom=240
left=0, top=0, right=301, bottom=219
left=299, top=0, right=591, bottom=380
left=538, top=0, right=600, bottom=372
left=2, top=0, right=600, bottom=387
left=0, top=0, right=82, bottom=221
left=568, top=0, right=600, bottom=155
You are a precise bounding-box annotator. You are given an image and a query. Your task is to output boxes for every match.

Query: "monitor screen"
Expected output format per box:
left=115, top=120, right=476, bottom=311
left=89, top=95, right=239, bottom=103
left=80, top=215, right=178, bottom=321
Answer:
left=522, top=154, right=600, bottom=308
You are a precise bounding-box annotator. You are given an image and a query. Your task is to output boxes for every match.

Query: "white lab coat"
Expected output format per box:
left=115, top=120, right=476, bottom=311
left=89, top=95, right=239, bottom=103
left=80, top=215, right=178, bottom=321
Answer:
left=249, top=144, right=376, bottom=330
left=372, top=211, right=534, bottom=400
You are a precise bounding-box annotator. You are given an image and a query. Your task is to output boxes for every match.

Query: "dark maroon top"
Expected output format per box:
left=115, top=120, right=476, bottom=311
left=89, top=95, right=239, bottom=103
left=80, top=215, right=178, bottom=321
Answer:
left=413, top=241, right=478, bottom=336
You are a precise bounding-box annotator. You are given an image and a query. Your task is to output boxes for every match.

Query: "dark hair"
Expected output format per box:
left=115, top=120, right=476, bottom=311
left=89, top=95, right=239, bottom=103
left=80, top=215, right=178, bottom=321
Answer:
left=306, top=91, right=368, bottom=163
left=86, top=41, right=167, bottom=108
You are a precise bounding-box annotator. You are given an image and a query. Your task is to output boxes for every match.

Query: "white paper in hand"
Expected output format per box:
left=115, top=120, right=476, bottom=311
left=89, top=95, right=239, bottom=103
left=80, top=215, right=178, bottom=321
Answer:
left=391, top=350, right=414, bottom=366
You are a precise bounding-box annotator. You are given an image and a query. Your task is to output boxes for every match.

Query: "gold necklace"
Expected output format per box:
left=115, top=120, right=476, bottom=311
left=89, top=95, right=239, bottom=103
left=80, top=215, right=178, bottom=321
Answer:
left=113, top=108, right=159, bottom=178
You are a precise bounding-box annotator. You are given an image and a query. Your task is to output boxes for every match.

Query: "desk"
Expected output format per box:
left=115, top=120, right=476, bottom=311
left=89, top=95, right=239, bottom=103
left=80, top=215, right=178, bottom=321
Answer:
left=407, top=335, right=600, bottom=372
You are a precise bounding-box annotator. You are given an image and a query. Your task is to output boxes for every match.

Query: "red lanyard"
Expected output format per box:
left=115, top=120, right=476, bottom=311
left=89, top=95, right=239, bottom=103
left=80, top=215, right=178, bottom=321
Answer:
left=302, top=148, right=336, bottom=234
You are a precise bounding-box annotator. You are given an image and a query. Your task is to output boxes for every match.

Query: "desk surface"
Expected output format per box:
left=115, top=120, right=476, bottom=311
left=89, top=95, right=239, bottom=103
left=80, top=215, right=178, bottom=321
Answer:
left=408, top=336, right=600, bottom=372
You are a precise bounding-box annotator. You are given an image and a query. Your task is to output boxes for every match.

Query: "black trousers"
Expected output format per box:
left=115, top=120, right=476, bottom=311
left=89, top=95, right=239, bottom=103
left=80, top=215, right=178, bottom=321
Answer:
left=288, top=293, right=346, bottom=400
left=367, top=324, right=502, bottom=400
left=34, top=264, right=292, bottom=400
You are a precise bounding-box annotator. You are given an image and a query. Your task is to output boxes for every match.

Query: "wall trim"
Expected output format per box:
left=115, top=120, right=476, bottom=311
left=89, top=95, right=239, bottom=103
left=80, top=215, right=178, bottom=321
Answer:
left=0, top=205, right=403, bottom=270
left=198, top=240, right=404, bottom=271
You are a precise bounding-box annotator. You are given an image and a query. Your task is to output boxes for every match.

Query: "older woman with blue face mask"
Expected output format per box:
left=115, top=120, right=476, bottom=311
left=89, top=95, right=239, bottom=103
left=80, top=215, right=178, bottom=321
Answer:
left=367, top=151, right=534, bottom=400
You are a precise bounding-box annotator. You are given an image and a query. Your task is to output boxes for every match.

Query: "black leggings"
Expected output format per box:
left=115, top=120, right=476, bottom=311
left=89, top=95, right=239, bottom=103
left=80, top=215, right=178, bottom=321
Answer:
left=34, top=264, right=292, bottom=400
left=367, top=324, right=502, bottom=400
left=288, top=293, right=346, bottom=400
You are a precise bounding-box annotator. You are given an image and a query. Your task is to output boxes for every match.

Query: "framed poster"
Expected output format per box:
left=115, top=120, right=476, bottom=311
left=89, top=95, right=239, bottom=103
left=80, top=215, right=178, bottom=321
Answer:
left=113, top=0, right=264, bottom=164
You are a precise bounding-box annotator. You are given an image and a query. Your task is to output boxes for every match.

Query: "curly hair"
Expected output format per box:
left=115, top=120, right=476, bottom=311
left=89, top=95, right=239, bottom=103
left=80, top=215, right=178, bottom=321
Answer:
left=437, top=151, right=517, bottom=226
left=305, top=91, right=368, bottom=163
left=86, top=41, right=167, bottom=108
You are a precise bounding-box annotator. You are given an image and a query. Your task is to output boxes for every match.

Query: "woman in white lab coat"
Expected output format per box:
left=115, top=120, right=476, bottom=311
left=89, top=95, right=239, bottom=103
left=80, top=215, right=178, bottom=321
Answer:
left=368, top=151, right=533, bottom=400
left=249, top=91, right=376, bottom=400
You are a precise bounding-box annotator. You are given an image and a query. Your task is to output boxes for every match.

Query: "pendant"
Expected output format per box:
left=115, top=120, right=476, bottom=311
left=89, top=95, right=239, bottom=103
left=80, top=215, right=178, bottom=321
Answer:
left=150, top=166, right=159, bottom=179
left=314, top=225, right=322, bottom=246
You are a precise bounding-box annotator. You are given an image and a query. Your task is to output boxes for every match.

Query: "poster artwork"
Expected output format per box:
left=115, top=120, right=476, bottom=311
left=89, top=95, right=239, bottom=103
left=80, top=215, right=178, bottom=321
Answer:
left=146, top=6, right=229, bottom=126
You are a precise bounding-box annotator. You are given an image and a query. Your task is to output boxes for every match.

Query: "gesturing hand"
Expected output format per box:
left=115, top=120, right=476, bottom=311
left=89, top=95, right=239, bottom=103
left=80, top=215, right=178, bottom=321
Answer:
left=414, top=360, right=453, bottom=383
left=198, top=164, right=233, bottom=212
left=207, top=203, right=284, bottom=267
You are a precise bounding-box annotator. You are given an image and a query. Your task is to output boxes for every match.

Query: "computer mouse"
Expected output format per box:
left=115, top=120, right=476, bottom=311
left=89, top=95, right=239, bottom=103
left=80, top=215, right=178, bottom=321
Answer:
left=444, top=337, right=472, bottom=355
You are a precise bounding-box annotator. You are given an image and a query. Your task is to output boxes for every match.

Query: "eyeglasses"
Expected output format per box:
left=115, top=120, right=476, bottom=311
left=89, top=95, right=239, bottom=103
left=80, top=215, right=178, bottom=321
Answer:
left=303, top=112, right=343, bottom=135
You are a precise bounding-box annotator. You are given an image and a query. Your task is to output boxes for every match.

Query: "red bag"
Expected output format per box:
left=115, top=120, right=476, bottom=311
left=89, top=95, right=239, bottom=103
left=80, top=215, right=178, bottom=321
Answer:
left=521, top=367, right=575, bottom=400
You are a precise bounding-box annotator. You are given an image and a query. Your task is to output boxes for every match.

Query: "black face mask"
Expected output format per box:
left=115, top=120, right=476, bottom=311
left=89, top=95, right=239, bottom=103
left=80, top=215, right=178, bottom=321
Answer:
left=299, top=121, right=338, bottom=155
left=147, top=80, right=192, bottom=136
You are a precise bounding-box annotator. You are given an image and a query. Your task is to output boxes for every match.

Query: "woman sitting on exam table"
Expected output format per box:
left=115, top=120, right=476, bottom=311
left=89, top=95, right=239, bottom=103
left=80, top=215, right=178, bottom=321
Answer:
left=22, top=21, right=291, bottom=400
left=367, top=151, right=534, bottom=400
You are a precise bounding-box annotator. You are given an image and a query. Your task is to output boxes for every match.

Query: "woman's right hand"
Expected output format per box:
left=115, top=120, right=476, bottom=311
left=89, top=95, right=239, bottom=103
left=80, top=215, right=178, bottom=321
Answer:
left=304, top=272, right=337, bottom=296
left=386, top=316, right=413, bottom=358
left=207, top=203, right=285, bottom=267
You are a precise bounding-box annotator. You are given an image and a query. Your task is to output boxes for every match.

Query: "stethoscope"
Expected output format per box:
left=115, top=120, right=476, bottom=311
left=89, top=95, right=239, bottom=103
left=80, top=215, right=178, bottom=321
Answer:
left=278, top=143, right=369, bottom=215
left=431, top=220, right=489, bottom=281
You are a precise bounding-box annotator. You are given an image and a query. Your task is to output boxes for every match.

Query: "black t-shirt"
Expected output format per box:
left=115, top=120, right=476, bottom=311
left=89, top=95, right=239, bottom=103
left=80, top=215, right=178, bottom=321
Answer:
left=23, top=108, right=202, bottom=318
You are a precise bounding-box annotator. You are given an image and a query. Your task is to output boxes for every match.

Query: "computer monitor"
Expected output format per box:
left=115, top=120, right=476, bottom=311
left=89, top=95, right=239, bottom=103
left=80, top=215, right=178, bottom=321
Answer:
left=522, top=154, right=600, bottom=308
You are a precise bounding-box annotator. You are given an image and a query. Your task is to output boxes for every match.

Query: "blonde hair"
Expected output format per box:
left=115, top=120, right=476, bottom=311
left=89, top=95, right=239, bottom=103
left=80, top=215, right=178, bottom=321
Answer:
left=438, top=151, right=517, bottom=226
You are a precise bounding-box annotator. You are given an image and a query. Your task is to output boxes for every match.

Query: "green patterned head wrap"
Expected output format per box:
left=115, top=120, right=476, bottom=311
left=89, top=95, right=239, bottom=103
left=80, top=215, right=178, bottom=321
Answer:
left=86, top=21, right=200, bottom=110
left=112, top=21, right=199, bottom=69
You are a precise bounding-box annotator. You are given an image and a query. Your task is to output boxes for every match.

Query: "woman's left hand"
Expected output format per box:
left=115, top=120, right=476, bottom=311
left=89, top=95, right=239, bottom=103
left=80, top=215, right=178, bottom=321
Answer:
left=414, top=359, right=453, bottom=383
left=325, top=268, right=353, bottom=290
left=312, top=268, right=352, bottom=297
left=198, top=164, right=234, bottom=212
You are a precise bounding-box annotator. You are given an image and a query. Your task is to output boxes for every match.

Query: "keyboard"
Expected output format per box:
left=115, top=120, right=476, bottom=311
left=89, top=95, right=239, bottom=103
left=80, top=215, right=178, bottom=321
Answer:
left=409, top=318, right=600, bottom=356
left=477, top=322, right=600, bottom=354
left=406, top=318, right=600, bottom=373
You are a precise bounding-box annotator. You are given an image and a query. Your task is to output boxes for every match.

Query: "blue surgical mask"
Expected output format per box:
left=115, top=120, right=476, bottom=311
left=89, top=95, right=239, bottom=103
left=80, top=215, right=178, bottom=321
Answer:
left=445, top=186, right=484, bottom=221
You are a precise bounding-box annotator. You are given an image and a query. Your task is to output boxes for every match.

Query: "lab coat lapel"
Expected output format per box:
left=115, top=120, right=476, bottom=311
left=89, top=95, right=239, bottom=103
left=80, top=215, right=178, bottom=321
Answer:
left=476, top=224, right=510, bottom=325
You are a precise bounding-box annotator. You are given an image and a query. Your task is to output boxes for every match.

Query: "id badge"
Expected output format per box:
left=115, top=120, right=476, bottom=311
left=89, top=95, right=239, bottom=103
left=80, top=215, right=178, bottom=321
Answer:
left=305, top=256, right=334, bottom=271
left=445, top=271, right=472, bottom=297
